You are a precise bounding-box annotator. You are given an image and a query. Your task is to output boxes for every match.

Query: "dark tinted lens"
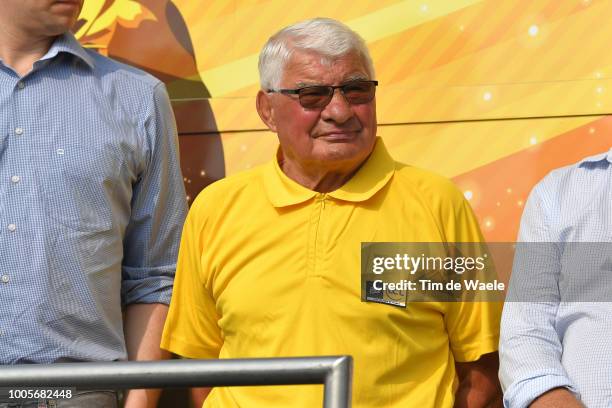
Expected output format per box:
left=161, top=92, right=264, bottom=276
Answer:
left=342, top=81, right=376, bottom=104
left=298, top=86, right=333, bottom=108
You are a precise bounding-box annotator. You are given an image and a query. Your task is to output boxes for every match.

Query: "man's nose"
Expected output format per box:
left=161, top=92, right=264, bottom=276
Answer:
left=320, top=88, right=354, bottom=123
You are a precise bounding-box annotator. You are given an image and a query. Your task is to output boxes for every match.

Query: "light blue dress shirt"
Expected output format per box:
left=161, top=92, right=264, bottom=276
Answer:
left=500, top=148, right=612, bottom=407
left=0, top=33, right=187, bottom=364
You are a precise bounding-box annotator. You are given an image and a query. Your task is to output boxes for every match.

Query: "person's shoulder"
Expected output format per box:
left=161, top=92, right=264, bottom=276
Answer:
left=86, top=50, right=162, bottom=91
left=190, top=165, right=267, bottom=214
left=392, top=162, right=464, bottom=204
left=532, top=149, right=611, bottom=199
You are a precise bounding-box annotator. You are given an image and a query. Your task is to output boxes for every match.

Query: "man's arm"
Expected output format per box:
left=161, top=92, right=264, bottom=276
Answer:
left=121, top=82, right=188, bottom=407
left=190, top=387, right=212, bottom=407
left=160, top=189, right=226, bottom=408
left=499, top=179, right=578, bottom=408
left=442, top=190, right=503, bottom=408
left=530, top=388, right=584, bottom=408
left=123, top=304, right=171, bottom=408
left=455, top=352, right=503, bottom=408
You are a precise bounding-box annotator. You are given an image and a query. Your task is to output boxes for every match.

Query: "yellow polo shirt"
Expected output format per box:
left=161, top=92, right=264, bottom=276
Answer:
left=161, top=138, right=501, bottom=408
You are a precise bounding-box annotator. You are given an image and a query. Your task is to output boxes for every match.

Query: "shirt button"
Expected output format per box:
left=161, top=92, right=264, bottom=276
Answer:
left=1, top=275, right=9, bottom=283
left=14, top=127, right=23, bottom=135
left=7, top=224, right=16, bottom=232
left=17, top=81, right=25, bottom=89
left=11, top=175, right=20, bottom=183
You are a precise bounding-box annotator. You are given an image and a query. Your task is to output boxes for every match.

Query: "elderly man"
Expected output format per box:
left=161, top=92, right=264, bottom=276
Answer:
left=0, top=1, right=186, bottom=407
left=162, top=17, right=501, bottom=407
left=500, top=149, right=612, bottom=408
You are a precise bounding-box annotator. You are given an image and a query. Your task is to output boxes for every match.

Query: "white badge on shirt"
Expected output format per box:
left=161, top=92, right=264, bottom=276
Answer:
left=364, top=280, right=407, bottom=308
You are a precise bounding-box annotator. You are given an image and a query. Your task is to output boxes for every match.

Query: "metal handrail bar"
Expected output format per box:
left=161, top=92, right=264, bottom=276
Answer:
left=0, top=356, right=353, bottom=408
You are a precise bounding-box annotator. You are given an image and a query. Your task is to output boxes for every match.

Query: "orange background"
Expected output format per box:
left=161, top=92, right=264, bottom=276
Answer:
left=75, top=0, right=612, bottom=241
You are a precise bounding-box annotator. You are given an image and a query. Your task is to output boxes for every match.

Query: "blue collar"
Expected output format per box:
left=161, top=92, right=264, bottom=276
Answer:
left=39, top=32, right=95, bottom=69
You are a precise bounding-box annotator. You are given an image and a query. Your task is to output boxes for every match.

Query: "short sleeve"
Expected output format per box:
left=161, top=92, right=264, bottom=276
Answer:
left=161, top=193, right=223, bottom=358
left=443, top=190, right=502, bottom=362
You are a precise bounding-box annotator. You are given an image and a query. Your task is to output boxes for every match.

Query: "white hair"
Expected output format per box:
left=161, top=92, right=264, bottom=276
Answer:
left=258, top=17, right=375, bottom=90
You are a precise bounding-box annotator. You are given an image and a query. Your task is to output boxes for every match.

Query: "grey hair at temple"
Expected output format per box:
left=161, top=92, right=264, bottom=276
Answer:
left=258, top=17, right=375, bottom=90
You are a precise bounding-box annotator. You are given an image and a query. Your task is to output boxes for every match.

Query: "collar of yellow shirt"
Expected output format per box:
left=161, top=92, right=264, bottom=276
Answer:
left=263, top=137, right=395, bottom=207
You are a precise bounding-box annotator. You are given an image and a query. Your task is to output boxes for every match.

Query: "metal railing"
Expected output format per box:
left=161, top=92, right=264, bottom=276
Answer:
left=0, top=356, right=353, bottom=408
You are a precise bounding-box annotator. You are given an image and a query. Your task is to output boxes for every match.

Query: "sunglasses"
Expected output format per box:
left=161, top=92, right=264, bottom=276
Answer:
left=267, top=80, right=378, bottom=109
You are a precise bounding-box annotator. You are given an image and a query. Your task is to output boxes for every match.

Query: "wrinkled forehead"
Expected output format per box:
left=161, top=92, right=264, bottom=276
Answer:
left=280, top=49, right=370, bottom=86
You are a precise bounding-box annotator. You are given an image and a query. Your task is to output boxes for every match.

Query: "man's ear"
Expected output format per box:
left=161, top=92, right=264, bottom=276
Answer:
left=256, top=90, right=277, bottom=132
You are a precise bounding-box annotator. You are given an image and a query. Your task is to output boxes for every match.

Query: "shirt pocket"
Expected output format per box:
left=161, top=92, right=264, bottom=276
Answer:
left=43, top=143, right=120, bottom=232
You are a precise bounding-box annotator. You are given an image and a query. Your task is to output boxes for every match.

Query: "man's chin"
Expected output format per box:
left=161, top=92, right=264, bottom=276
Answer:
left=312, top=141, right=372, bottom=164
left=47, top=10, right=81, bottom=33
left=43, top=20, right=78, bottom=36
